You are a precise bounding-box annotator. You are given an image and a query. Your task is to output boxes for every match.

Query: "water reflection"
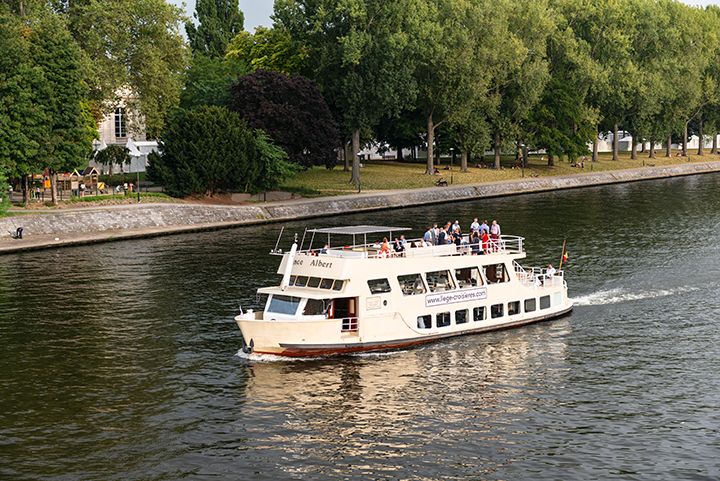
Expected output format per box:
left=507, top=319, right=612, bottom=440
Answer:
left=236, top=319, right=570, bottom=479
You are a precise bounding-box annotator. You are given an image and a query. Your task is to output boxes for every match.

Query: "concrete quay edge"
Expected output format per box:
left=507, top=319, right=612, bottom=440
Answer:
left=1, top=161, right=718, bottom=254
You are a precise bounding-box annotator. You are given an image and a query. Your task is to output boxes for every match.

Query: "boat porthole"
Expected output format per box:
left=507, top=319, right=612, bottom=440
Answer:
left=383, top=300, right=388, bottom=306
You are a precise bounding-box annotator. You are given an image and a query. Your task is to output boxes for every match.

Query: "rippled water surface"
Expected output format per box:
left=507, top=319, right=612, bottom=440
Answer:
left=3, top=174, right=720, bottom=480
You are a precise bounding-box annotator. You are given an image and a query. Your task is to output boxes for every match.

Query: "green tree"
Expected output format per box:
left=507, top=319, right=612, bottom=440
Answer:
left=28, top=15, right=93, bottom=203
left=147, top=106, right=297, bottom=197
left=275, top=0, right=420, bottom=185
left=67, top=0, right=189, bottom=138
left=225, top=26, right=309, bottom=75
left=179, top=55, right=248, bottom=109
left=94, top=144, right=131, bottom=175
left=414, top=0, right=490, bottom=174
left=186, top=0, right=244, bottom=58
left=0, top=165, right=9, bottom=216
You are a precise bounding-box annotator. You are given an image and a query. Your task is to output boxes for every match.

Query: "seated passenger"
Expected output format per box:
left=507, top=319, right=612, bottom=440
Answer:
left=320, top=244, right=329, bottom=254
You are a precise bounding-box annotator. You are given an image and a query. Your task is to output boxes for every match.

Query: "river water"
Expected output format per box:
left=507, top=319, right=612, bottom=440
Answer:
left=3, top=173, right=720, bottom=480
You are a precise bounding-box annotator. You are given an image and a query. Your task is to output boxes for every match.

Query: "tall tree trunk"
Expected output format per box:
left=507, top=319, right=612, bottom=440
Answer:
left=649, top=140, right=656, bottom=159
left=343, top=141, right=350, bottom=172
left=22, top=174, right=29, bottom=204
left=697, top=118, right=704, bottom=156
left=613, top=122, right=619, bottom=161
left=493, top=132, right=501, bottom=169
left=593, top=128, right=599, bottom=162
left=396, top=145, right=402, bottom=161
left=548, top=153, right=555, bottom=167
left=683, top=122, right=688, bottom=156
left=522, top=144, right=529, bottom=168
left=630, top=130, right=637, bottom=160
left=426, top=114, right=435, bottom=174
left=50, top=171, right=58, bottom=205
left=712, top=131, right=718, bottom=154
left=666, top=134, right=672, bottom=157
left=350, top=128, right=360, bottom=185
left=460, top=151, right=468, bottom=172
left=641, top=141, right=646, bottom=153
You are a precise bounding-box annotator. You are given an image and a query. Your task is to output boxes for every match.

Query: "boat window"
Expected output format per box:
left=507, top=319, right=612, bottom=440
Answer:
left=417, top=315, right=432, bottom=329
left=473, top=306, right=486, bottom=322
left=485, top=263, right=509, bottom=284
left=288, top=275, right=296, bottom=286
left=455, top=267, right=483, bottom=288
left=540, top=295, right=551, bottom=309
left=332, top=280, right=345, bottom=291
left=307, top=277, right=322, bottom=288
left=295, top=276, right=309, bottom=287
left=398, top=274, right=426, bottom=296
left=491, top=303, right=504, bottom=318
left=303, top=298, right=332, bottom=316
left=436, top=312, right=451, bottom=327
left=426, top=270, right=455, bottom=292
left=508, top=301, right=520, bottom=316
left=320, top=278, right=334, bottom=289
left=525, top=298, right=536, bottom=312
left=267, top=295, right=302, bottom=315
left=455, top=309, right=469, bottom=324
left=368, top=278, right=392, bottom=294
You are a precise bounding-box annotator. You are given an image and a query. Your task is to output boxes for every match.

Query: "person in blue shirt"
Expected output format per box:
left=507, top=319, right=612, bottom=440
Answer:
left=423, top=227, right=433, bottom=244
left=470, top=218, right=480, bottom=233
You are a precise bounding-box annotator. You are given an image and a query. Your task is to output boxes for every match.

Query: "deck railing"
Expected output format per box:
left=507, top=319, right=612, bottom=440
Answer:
left=514, top=261, right=565, bottom=289
left=293, top=235, right=525, bottom=259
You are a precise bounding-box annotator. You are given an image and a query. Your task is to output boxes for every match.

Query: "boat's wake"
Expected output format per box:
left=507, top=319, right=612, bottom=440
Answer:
left=572, top=286, right=699, bottom=306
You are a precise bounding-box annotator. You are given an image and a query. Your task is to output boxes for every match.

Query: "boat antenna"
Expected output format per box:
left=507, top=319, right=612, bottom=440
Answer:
left=558, top=239, right=567, bottom=271
left=272, top=226, right=285, bottom=253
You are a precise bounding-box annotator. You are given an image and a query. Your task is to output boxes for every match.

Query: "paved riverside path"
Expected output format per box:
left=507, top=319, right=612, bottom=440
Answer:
left=2, top=161, right=720, bottom=254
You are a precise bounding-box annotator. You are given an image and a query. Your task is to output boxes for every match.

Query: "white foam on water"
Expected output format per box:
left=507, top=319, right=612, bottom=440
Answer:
left=572, top=286, right=699, bottom=306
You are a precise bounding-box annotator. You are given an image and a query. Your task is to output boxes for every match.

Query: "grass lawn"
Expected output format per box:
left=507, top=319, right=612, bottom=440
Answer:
left=280, top=151, right=718, bottom=195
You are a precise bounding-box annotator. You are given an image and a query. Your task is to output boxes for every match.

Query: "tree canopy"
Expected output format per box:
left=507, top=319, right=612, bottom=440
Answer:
left=186, top=0, right=244, bottom=58
left=147, top=106, right=299, bottom=197
left=230, top=69, right=340, bottom=169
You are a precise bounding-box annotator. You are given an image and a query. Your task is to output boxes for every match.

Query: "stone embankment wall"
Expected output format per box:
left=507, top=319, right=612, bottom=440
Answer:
left=2, top=162, right=719, bottom=238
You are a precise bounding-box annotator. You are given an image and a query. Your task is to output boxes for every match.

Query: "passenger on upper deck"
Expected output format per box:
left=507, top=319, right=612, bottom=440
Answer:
left=393, top=238, right=405, bottom=255
left=453, top=229, right=463, bottom=246
left=452, top=220, right=460, bottom=233
left=490, top=220, right=501, bottom=251
left=437, top=227, right=447, bottom=246
left=470, top=231, right=481, bottom=254
left=431, top=224, right=439, bottom=245
left=424, top=227, right=433, bottom=244
left=481, top=230, right=489, bottom=254
left=480, top=220, right=489, bottom=235
left=320, top=244, right=329, bottom=254
left=470, top=218, right=480, bottom=233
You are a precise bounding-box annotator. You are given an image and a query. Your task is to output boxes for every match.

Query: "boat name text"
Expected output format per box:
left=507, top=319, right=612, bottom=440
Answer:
left=310, top=259, right=332, bottom=268
left=425, top=287, right=487, bottom=307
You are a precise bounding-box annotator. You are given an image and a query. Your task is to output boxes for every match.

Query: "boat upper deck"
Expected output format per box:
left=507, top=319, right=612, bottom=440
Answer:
left=273, top=225, right=526, bottom=260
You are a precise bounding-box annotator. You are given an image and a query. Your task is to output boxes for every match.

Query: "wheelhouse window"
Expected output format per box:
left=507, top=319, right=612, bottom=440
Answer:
left=294, top=276, right=308, bottom=287
left=436, top=312, right=451, bottom=327
left=307, top=277, right=322, bottom=288
left=368, top=278, right=391, bottom=294
left=525, top=298, right=536, bottom=312
left=320, top=278, right=334, bottom=289
left=417, top=315, right=432, bottom=329
left=473, top=306, right=486, bottom=322
left=398, top=273, right=426, bottom=296
left=455, top=267, right=483, bottom=288
left=267, top=295, right=302, bottom=315
left=426, top=270, right=455, bottom=292
left=508, top=301, right=520, bottom=316
left=455, top=309, right=469, bottom=324
left=540, top=295, right=551, bottom=309
left=485, top=263, right=509, bottom=284
left=491, top=303, right=504, bottom=318
left=332, top=280, right=345, bottom=291
left=303, top=298, right=332, bottom=316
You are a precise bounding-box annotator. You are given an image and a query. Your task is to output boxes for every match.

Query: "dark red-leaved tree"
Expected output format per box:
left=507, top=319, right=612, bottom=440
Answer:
left=230, top=69, right=340, bottom=169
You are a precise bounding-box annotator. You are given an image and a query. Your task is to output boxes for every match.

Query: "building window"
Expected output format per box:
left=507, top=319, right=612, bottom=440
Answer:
left=115, top=108, right=127, bottom=138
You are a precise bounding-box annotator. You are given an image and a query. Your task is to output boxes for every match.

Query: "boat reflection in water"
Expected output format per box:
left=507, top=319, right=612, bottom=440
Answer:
left=235, top=318, right=571, bottom=478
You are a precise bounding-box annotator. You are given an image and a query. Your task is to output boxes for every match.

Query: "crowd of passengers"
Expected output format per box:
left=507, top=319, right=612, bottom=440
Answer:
left=369, top=218, right=502, bottom=257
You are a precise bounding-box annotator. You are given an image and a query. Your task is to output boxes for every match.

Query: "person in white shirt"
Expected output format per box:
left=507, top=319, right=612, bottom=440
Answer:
left=470, top=218, right=480, bottom=233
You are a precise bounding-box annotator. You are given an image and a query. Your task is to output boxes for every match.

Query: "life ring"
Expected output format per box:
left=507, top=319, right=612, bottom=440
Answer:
left=378, top=248, right=390, bottom=259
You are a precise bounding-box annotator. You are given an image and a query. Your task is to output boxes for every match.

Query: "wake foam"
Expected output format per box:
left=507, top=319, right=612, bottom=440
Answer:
left=572, top=286, right=699, bottom=306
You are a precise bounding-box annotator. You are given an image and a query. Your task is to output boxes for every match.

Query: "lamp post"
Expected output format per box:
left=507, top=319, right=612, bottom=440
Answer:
left=450, top=147, right=454, bottom=184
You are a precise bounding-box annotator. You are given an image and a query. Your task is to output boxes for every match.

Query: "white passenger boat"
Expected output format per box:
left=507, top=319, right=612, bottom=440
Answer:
left=236, top=225, right=572, bottom=357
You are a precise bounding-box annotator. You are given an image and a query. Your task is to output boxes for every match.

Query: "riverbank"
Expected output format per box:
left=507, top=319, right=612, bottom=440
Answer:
left=2, top=160, right=719, bottom=254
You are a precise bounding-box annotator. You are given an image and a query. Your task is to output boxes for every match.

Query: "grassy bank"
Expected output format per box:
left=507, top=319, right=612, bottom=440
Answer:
left=280, top=151, right=717, bottom=194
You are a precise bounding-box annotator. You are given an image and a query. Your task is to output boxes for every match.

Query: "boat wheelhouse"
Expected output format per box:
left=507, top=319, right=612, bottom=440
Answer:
left=236, top=225, right=572, bottom=357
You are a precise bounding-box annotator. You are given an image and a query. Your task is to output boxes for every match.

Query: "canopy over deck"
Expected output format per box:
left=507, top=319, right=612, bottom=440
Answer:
left=308, top=225, right=411, bottom=235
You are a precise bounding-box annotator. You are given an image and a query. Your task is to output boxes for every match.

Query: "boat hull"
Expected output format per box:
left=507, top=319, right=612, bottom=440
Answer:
left=236, top=305, right=572, bottom=357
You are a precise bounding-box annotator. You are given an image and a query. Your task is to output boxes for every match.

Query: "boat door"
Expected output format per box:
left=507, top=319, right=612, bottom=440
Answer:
left=334, top=297, right=358, bottom=332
